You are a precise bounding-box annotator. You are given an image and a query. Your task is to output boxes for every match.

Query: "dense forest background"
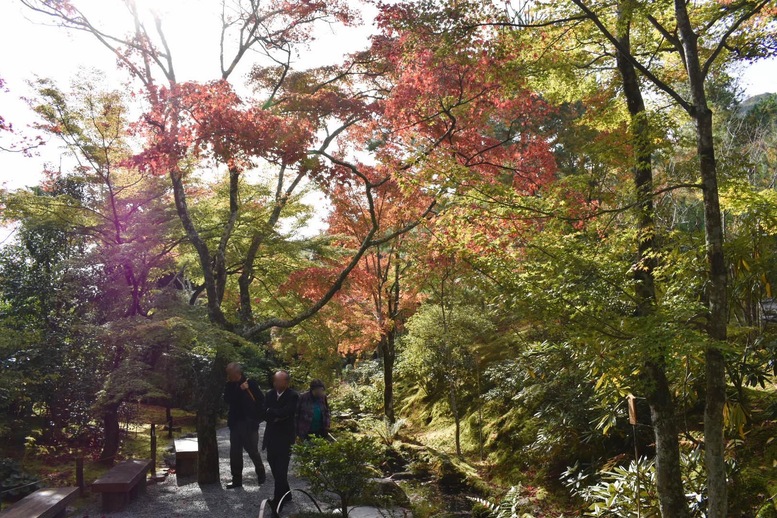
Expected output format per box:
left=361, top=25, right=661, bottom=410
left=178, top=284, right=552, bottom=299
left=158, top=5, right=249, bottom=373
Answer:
left=1, top=0, right=776, bottom=516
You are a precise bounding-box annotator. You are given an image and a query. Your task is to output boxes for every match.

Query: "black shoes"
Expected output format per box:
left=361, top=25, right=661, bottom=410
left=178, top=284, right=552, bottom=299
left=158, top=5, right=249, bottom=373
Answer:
left=267, top=496, right=290, bottom=515
left=227, top=475, right=264, bottom=488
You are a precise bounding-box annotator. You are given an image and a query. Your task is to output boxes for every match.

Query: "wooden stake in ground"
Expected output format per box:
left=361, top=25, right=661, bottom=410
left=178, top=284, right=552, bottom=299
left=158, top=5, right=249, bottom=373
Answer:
left=628, top=394, right=641, bottom=518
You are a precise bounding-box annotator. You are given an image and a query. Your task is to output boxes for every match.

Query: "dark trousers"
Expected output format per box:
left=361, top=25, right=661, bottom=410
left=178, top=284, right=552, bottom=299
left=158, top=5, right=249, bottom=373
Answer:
left=266, top=441, right=292, bottom=502
left=229, top=420, right=265, bottom=483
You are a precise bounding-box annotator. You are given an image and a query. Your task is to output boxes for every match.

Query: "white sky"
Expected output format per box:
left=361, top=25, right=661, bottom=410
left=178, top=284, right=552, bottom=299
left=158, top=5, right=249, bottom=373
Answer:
left=0, top=0, right=775, bottom=194
left=0, top=0, right=376, bottom=191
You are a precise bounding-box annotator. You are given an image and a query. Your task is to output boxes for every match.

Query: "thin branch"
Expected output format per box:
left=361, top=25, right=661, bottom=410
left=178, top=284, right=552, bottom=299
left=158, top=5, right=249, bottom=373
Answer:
left=461, top=15, right=590, bottom=30
left=646, top=14, right=686, bottom=69
left=701, top=0, right=771, bottom=79
left=568, top=0, right=694, bottom=113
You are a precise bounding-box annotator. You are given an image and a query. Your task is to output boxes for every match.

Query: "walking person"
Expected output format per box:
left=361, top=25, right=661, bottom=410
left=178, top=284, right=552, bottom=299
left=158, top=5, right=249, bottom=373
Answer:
left=224, top=362, right=266, bottom=488
left=263, top=370, right=299, bottom=513
left=296, top=379, right=331, bottom=440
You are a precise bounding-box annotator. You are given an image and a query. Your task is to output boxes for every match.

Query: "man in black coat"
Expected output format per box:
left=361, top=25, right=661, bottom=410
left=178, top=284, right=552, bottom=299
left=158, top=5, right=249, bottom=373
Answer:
left=262, top=370, right=299, bottom=512
left=224, top=362, right=266, bottom=488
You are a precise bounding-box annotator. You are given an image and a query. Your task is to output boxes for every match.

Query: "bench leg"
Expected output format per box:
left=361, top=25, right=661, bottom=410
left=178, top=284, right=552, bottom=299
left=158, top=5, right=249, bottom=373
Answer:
left=129, top=477, right=148, bottom=502
left=102, top=491, right=130, bottom=512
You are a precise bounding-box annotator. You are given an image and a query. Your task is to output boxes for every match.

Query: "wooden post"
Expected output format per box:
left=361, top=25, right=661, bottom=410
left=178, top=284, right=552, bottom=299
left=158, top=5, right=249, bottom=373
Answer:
left=628, top=394, right=641, bottom=518
left=76, top=457, right=85, bottom=496
left=150, top=423, right=157, bottom=481
left=628, top=394, right=638, bottom=425
left=166, top=406, right=173, bottom=439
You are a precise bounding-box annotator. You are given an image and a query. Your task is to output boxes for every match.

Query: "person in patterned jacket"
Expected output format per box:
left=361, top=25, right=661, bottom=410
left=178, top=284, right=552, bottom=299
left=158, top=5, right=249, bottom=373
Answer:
left=296, top=379, right=331, bottom=440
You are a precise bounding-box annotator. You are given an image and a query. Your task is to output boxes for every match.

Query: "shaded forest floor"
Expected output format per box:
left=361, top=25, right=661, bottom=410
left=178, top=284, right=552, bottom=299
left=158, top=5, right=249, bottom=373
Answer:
left=0, top=405, right=197, bottom=513
left=386, top=423, right=579, bottom=518
left=372, top=382, right=777, bottom=517
left=3, top=388, right=777, bottom=517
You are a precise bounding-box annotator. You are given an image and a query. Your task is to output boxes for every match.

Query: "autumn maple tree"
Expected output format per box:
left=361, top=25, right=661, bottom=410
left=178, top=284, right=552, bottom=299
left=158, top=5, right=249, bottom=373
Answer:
left=19, top=0, right=382, bottom=482
left=284, top=177, right=429, bottom=423
left=278, top=0, right=558, bottom=423
left=19, top=0, right=551, bottom=481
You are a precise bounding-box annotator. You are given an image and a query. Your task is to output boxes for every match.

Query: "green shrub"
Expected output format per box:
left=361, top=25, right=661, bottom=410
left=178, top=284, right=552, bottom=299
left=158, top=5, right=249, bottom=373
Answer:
left=562, top=450, right=711, bottom=517
left=731, top=466, right=777, bottom=517
left=331, top=361, right=384, bottom=416
left=481, top=342, right=616, bottom=479
left=0, top=459, right=41, bottom=501
left=293, top=435, right=381, bottom=517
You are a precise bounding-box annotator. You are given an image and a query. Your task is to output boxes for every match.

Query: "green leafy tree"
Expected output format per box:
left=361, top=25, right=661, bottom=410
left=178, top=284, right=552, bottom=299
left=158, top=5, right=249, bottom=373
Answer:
left=494, top=0, right=776, bottom=513
left=294, top=435, right=380, bottom=517
left=2, top=76, right=183, bottom=463
left=401, top=301, right=496, bottom=457
left=0, top=183, right=103, bottom=448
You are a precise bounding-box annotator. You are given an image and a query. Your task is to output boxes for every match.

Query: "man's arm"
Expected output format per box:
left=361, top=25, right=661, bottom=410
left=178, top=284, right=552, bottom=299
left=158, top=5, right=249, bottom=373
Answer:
left=245, top=379, right=261, bottom=400
left=248, top=380, right=266, bottom=421
left=295, top=394, right=305, bottom=437
left=264, top=390, right=274, bottom=418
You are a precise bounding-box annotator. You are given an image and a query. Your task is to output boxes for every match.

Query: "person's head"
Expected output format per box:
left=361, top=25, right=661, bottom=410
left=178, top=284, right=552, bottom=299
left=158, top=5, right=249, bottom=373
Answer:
left=273, top=370, right=291, bottom=392
left=226, top=362, right=243, bottom=382
left=310, top=379, right=325, bottom=399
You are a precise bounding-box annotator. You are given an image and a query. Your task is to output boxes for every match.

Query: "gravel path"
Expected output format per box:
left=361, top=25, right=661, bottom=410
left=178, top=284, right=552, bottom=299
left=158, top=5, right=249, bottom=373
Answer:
left=76, top=425, right=312, bottom=518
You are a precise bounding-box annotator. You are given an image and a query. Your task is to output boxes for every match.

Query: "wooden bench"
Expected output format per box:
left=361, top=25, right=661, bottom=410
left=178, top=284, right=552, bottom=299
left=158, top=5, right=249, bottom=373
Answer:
left=0, top=487, right=79, bottom=518
left=91, top=459, right=152, bottom=512
left=173, top=437, right=198, bottom=477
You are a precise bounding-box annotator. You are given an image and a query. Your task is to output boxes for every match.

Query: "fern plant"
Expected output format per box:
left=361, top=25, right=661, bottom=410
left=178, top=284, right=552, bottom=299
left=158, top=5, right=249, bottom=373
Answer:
left=361, top=417, right=407, bottom=447
left=469, top=485, right=537, bottom=518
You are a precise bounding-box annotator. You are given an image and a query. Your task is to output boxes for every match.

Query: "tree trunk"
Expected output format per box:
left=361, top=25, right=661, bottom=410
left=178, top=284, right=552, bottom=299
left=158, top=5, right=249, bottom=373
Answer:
left=382, top=259, right=403, bottom=423
left=381, top=333, right=396, bottom=423
left=214, top=166, right=241, bottom=307
left=704, top=347, right=727, bottom=515
left=99, top=402, right=121, bottom=466
left=695, top=104, right=728, bottom=518
left=238, top=165, right=299, bottom=328
left=615, top=5, right=690, bottom=516
left=196, top=408, right=220, bottom=484
left=237, top=232, right=263, bottom=325
left=645, top=362, right=689, bottom=516
left=196, top=353, right=229, bottom=484
left=450, top=386, right=461, bottom=457
left=673, top=3, right=729, bottom=515
left=169, top=170, right=228, bottom=328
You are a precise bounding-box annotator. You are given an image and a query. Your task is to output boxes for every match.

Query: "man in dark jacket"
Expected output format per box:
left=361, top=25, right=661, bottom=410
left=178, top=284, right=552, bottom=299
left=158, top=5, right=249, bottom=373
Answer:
left=224, top=362, right=266, bottom=488
left=296, top=379, right=331, bottom=440
left=263, top=370, right=299, bottom=512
